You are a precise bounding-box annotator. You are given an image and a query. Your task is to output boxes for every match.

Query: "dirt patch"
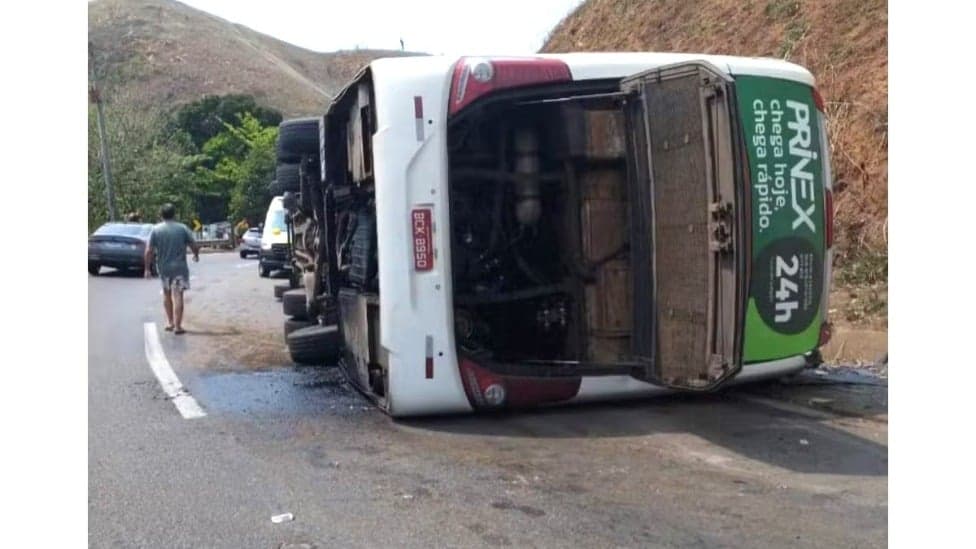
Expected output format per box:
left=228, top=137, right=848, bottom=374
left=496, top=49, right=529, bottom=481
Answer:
left=824, top=281, right=887, bottom=364
left=821, top=325, right=886, bottom=365
left=183, top=322, right=289, bottom=371
left=829, top=283, right=887, bottom=328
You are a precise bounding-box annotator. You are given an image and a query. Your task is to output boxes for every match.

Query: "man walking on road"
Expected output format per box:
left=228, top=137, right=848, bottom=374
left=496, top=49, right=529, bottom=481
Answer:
left=144, top=204, right=200, bottom=334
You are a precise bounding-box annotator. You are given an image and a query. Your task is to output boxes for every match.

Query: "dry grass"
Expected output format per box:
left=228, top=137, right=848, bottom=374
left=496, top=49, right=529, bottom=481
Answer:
left=89, top=0, right=420, bottom=117
left=542, top=0, right=888, bottom=279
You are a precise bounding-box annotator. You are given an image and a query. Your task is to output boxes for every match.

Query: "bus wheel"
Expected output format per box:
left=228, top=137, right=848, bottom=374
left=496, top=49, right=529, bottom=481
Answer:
left=287, top=325, right=341, bottom=366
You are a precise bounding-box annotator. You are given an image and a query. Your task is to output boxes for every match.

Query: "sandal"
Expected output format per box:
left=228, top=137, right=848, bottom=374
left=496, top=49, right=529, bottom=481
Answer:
left=174, top=328, right=186, bottom=335
left=164, top=325, right=174, bottom=332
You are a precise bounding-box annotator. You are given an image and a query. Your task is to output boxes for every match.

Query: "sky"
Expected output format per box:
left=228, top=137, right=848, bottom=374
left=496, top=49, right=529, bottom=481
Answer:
left=177, top=0, right=585, bottom=56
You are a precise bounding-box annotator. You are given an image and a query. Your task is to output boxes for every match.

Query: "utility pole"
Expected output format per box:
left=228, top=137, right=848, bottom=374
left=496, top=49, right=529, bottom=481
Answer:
left=89, top=43, right=117, bottom=221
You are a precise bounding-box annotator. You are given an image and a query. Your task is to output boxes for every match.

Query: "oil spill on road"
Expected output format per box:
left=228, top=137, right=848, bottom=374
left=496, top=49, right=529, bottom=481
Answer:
left=187, top=366, right=369, bottom=417
left=743, top=366, right=888, bottom=423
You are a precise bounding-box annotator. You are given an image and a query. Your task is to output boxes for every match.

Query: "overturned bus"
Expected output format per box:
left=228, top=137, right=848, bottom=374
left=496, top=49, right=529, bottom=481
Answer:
left=274, top=53, right=833, bottom=417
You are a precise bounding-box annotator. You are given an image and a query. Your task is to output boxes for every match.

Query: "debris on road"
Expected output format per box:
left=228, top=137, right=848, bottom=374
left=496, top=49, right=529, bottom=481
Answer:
left=780, top=365, right=887, bottom=387
left=271, top=513, right=294, bottom=524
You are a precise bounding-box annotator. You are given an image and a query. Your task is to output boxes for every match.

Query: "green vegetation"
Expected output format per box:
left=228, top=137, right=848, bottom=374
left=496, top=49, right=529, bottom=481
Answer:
left=88, top=94, right=281, bottom=232
left=173, top=94, right=281, bottom=150
left=836, top=249, right=887, bottom=287
left=778, top=19, right=809, bottom=59
left=88, top=104, right=195, bottom=230
left=834, top=249, right=887, bottom=324
left=764, top=0, right=800, bottom=19
left=841, top=284, right=887, bottom=324
left=194, top=112, right=279, bottom=225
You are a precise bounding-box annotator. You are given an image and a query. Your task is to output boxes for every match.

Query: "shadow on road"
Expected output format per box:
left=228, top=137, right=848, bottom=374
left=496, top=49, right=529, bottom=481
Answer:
left=399, top=385, right=887, bottom=477
left=180, top=327, right=241, bottom=337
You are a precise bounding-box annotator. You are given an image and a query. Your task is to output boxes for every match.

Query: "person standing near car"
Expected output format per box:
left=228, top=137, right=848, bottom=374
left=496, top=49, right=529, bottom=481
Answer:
left=144, top=204, right=200, bottom=334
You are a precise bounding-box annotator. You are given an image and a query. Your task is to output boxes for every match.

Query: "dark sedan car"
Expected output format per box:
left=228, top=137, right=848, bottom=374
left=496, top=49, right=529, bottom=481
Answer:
left=88, top=222, right=155, bottom=276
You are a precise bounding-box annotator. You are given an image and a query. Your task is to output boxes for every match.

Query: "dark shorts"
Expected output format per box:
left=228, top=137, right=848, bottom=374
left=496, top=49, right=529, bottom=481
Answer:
left=160, top=274, right=190, bottom=292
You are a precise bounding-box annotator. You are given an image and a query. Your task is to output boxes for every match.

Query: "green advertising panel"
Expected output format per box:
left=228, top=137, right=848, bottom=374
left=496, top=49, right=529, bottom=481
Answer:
left=735, top=76, right=825, bottom=362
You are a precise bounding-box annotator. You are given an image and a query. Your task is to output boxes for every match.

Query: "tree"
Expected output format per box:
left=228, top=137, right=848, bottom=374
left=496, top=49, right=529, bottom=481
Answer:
left=193, top=112, right=278, bottom=225
left=88, top=92, right=281, bottom=231
left=173, top=95, right=282, bottom=150
left=88, top=95, right=197, bottom=231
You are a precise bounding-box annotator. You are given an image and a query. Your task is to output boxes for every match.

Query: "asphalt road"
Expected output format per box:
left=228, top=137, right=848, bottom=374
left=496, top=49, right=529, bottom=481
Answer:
left=89, top=252, right=887, bottom=548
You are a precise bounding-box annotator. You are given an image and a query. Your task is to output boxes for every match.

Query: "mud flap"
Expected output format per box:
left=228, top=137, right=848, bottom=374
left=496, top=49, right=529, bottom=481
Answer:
left=621, top=61, right=743, bottom=390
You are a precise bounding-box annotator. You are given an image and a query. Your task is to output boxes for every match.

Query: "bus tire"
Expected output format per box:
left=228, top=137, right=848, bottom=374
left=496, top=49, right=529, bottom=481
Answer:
left=287, top=324, right=341, bottom=365
left=276, top=163, right=301, bottom=193
left=284, top=317, right=315, bottom=339
left=274, top=282, right=291, bottom=299
left=277, top=118, right=320, bottom=158
left=282, top=289, right=308, bottom=320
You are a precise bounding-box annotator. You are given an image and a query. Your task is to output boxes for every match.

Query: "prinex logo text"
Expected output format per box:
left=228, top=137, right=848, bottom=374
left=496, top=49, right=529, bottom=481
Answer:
left=786, top=100, right=817, bottom=233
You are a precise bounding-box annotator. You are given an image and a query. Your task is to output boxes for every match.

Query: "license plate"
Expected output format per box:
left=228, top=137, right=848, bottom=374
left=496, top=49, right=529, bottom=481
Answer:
left=411, top=208, right=433, bottom=272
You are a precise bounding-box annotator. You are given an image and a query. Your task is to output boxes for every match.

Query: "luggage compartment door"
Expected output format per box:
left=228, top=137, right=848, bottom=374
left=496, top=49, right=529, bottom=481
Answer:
left=621, top=61, right=743, bottom=390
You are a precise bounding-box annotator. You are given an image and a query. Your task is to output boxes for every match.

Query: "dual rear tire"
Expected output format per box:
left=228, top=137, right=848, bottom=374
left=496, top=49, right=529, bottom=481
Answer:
left=275, top=117, right=342, bottom=367
left=280, top=289, right=341, bottom=365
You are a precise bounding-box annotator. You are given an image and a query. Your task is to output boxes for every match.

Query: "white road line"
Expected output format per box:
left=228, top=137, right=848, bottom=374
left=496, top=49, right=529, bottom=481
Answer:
left=143, top=322, right=206, bottom=419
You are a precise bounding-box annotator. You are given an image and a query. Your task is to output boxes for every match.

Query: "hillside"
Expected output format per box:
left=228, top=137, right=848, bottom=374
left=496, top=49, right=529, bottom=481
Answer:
left=543, top=0, right=888, bottom=276
left=88, top=0, right=419, bottom=117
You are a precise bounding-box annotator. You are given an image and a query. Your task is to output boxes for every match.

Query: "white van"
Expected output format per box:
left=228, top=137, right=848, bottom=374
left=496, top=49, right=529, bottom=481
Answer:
left=289, top=53, right=833, bottom=416
left=259, top=196, right=290, bottom=277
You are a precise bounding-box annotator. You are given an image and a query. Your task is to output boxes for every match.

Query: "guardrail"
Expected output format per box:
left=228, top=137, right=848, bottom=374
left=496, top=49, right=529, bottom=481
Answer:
left=196, top=238, right=236, bottom=250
